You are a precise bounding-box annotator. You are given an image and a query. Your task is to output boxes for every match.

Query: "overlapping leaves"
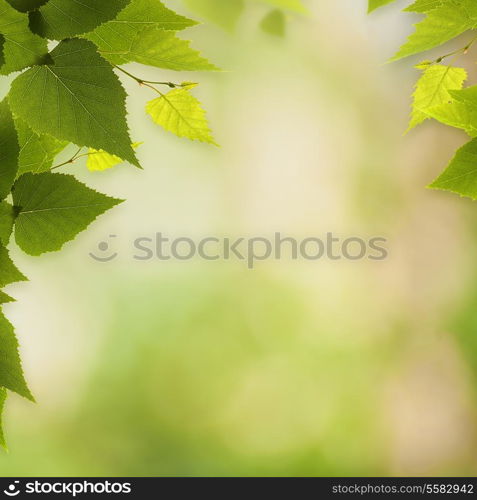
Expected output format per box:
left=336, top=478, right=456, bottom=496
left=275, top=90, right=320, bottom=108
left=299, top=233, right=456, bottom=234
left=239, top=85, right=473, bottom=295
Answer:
left=0, top=0, right=217, bottom=447
left=370, top=0, right=477, bottom=200
left=0, top=0, right=47, bottom=74
left=9, top=38, right=140, bottom=167
left=29, top=0, right=131, bottom=39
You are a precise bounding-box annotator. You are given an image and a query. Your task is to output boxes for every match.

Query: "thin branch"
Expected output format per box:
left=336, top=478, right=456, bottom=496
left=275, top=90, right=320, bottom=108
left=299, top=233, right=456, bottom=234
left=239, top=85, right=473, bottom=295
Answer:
left=50, top=146, right=84, bottom=170
left=434, top=35, right=477, bottom=64
left=113, top=65, right=186, bottom=88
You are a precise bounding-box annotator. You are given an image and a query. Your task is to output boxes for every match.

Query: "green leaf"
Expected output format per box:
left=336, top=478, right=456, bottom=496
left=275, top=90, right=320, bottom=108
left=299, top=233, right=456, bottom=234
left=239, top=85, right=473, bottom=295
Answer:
left=425, top=86, right=477, bottom=136
left=0, top=34, right=5, bottom=68
left=100, top=26, right=218, bottom=71
left=0, top=245, right=27, bottom=288
left=409, top=64, right=467, bottom=130
left=12, top=172, right=123, bottom=256
left=87, top=143, right=142, bottom=172
left=9, top=38, right=140, bottom=168
left=0, top=0, right=47, bottom=75
left=393, top=0, right=477, bottom=61
left=449, top=86, right=477, bottom=108
left=0, top=202, right=15, bottom=246
left=0, top=388, right=7, bottom=449
left=15, top=119, right=67, bottom=176
left=146, top=85, right=217, bottom=144
left=429, top=137, right=477, bottom=199
left=5, top=0, right=48, bottom=12
left=0, top=310, right=33, bottom=401
left=0, top=100, right=19, bottom=201
left=0, top=291, right=14, bottom=305
left=30, top=0, right=131, bottom=40
left=182, top=0, right=244, bottom=32
left=368, top=0, right=397, bottom=12
left=85, top=0, right=197, bottom=57
left=425, top=100, right=477, bottom=136
left=404, top=0, right=444, bottom=13
left=261, top=9, right=286, bottom=37
left=425, top=86, right=477, bottom=135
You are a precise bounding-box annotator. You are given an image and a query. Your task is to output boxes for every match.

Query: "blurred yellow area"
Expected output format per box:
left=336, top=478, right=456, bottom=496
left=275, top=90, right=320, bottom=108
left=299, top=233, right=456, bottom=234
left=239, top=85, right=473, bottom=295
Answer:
left=2, top=0, right=477, bottom=476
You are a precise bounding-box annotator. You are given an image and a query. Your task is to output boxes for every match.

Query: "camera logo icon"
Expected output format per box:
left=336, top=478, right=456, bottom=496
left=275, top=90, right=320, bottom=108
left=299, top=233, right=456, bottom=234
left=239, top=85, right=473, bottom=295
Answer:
left=4, top=481, right=20, bottom=497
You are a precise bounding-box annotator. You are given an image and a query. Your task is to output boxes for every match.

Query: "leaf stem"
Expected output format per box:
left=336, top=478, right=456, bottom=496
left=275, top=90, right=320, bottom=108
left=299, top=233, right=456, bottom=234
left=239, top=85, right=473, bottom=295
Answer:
left=434, top=35, right=477, bottom=64
left=50, top=146, right=85, bottom=170
left=113, top=65, right=183, bottom=88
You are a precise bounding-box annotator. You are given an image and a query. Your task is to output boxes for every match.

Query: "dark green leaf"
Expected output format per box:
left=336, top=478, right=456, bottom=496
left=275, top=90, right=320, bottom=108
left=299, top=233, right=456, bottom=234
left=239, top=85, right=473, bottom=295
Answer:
left=0, top=0, right=48, bottom=75
left=13, top=172, right=123, bottom=256
left=9, top=39, right=139, bottom=167
left=0, top=388, right=6, bottom=449
left=0, top=291, right=14, bottom=305
left=30, top=0, right=130, bottom=40
left=0, top=202, right=15, bottom=246
left=0, top=311, right=33, bottom=401
left=0, top=245, right=27, bottom=288
left=15, top=119, right=67, bottom=176
left=5, top=0, right=48, bottom=12
left=0, top=35, right=5, bottom=68
left=0, top=100, right=19, bottom=201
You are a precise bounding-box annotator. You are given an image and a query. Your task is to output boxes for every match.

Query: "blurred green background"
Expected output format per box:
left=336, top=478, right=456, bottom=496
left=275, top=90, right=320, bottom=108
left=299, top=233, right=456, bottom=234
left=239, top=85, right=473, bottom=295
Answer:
left=2, top=0, right=477, bottom=476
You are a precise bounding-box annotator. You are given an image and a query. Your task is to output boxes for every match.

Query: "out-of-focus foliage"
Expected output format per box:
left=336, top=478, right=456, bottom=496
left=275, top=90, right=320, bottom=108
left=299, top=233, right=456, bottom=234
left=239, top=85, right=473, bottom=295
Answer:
left=182, top=0, right=306, bottom=33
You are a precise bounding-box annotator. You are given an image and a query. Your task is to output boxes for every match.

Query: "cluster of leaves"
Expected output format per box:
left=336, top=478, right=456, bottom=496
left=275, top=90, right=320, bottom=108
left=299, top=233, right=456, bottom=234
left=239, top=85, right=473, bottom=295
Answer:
left=0, top=0, right=219, bottom=447
left=181, top=0, right=307, bottom=37
left=369, top=0, right=477, bottom=199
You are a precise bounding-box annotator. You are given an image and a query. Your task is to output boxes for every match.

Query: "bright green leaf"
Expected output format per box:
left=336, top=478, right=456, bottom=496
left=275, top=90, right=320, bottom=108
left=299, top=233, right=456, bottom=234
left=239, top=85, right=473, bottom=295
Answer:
left=425, top=86, right=477, bottom=136
left=425, top=100, right=477, bottom=136
left=404, top=0, right=444, bottom=13
left=147, top=85, right=217, bottom=144
left=450, top=86, right=477, bottom=107
left=393, top=0, right=477, bottom=61
left=409, top=64, right=467, bottom=130
left=101, top=26, right=218, bottom=71
left=368, top=0, right=397, bottom=12
left=87, top=143, right=143, bottom=172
